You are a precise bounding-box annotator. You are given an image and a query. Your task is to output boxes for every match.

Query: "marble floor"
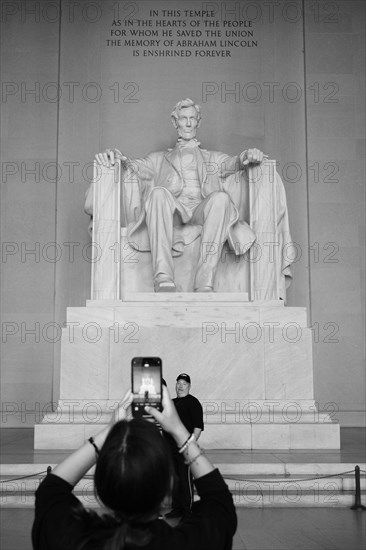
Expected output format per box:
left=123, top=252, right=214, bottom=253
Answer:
left=1, top=428, right=365, bottom=550
left=1, top=506, right=365, bottom=550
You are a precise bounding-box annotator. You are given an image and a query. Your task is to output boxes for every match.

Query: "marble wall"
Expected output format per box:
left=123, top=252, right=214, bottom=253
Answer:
left=1, top=0, right=365, bottom=428
left=1, top=11, right=60, bottom=424
left=304, top=1, right=365, bottom=426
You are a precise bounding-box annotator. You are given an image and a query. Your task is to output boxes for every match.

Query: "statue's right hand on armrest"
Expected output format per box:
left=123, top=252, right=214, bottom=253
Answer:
left=95, top=148, right=128, bottom=168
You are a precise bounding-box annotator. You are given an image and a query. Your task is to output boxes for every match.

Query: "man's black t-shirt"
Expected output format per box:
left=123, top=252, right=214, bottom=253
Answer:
left=173, top=394, right=204, bottom=434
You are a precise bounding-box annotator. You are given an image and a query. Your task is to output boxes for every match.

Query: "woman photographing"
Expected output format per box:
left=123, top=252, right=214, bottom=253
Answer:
left=32, top=386, right=237, bottom=549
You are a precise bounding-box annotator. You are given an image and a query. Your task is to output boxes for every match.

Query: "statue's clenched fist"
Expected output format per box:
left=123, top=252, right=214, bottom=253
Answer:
left=240, top=148, right=267, bottom=166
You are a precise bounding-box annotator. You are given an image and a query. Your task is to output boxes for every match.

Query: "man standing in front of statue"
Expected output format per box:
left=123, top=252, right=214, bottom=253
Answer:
left=164, top=373, right=204, bottom=521
left=92, top=98, right=265, bottom=292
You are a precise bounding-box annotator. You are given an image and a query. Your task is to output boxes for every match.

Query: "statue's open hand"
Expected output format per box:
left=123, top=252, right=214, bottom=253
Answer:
left=240, top=148, right=268, bottom=166
left=95, top=148, right=128, bottom=168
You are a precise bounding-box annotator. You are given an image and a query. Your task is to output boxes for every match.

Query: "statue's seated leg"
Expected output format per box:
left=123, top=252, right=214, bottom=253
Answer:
left=145, top=187, right=178, bottom=291
left=190, top=191, right=236, bottom=291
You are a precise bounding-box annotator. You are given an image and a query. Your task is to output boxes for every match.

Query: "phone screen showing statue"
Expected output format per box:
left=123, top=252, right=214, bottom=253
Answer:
left=131, top=358, right=162, bottom=418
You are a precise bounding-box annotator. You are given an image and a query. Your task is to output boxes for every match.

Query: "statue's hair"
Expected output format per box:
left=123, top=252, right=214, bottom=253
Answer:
left=171, top=98, right=201, bottom=122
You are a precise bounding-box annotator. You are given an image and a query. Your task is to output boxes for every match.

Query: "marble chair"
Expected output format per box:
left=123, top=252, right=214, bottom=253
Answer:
left=89, top=159, right=293, bottom=301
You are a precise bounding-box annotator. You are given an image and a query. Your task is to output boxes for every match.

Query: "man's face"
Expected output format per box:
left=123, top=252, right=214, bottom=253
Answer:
left=176, top=379, right=190, bottom=398
left=174, top=106, right=200, bottom=140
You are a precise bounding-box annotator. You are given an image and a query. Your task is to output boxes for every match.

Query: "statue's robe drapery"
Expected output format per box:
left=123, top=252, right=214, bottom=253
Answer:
left=118, top=145, right=256, bottom=256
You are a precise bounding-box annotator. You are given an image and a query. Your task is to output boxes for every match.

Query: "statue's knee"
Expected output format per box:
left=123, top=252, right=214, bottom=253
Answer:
left=150, top=187, right=168, bottom=199
left=147, top=187, right=170, bottom=208
left=209, top=191, right=231, bottom=209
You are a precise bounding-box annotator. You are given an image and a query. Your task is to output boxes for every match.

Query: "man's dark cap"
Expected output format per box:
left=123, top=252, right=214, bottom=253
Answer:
left=176, top=373, right=191, bottom=384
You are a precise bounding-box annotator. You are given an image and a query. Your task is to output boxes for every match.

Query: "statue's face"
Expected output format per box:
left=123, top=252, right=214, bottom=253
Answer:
left=174, top=106, right=200, bottom=140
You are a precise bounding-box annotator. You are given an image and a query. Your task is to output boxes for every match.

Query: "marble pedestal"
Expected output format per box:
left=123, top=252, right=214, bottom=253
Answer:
left=34, top=295, right=340, bottom=449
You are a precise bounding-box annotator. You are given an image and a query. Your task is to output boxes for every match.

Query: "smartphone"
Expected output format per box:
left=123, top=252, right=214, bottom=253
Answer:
left=131, top=357, right=162, bottom=418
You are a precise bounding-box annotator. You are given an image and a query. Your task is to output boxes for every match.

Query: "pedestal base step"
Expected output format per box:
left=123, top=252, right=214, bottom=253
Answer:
left=34, top=421, right=341, bottom=450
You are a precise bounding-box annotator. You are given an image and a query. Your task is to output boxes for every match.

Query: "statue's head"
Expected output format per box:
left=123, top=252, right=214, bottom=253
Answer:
left=171, top=98, right=201, bottom=141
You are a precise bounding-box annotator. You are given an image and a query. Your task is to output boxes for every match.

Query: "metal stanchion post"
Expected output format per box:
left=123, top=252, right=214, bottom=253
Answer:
left=350, top=465, right=366, bottom=510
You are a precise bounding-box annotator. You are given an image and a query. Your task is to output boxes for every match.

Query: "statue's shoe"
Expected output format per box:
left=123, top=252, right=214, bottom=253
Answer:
left=194, top=286, right=213, bottom=292
left=155, top=281, right=176, bottom=292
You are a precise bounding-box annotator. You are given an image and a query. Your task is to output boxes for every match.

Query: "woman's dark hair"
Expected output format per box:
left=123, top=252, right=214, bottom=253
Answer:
left=76, top=419, right=174, bottom=550
left=95, top=419, right=172, bottom=517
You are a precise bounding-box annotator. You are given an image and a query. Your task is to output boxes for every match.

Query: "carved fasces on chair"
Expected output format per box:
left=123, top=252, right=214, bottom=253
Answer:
left=91, top=161, right=121, bottom=300
left=249, top=160, right=289, bottom=301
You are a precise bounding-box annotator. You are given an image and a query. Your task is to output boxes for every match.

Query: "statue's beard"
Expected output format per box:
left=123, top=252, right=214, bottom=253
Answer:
left=177, top=128, right=197, bottom=140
